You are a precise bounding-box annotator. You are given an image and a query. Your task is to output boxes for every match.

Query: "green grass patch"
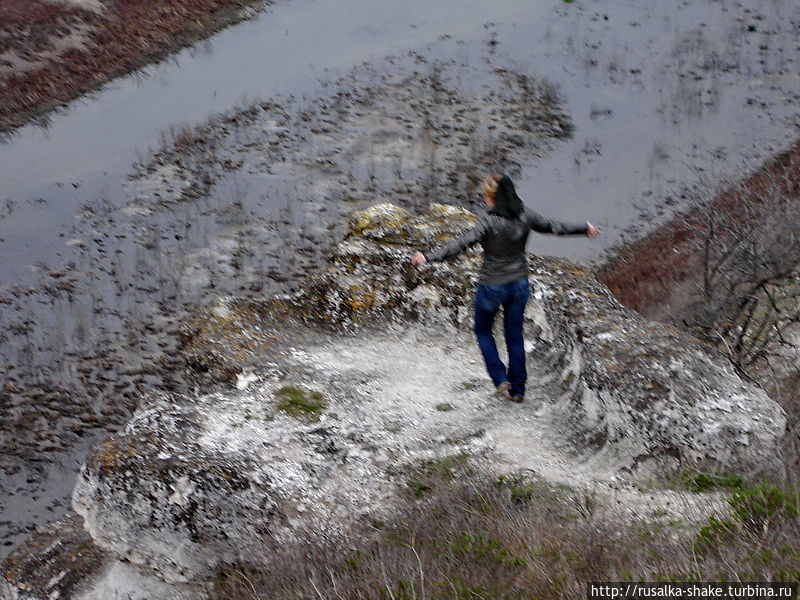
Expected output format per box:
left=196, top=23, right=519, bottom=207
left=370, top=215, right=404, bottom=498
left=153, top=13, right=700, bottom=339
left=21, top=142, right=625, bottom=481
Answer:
left=275, top=385, right=327, bottom=422
left=693, top=482, right=800, bottom=577
left=215, top=470, right=800, bottom=599
left=435, top=402, right=455, bottom=412
left=683, top=471, right=744, bottom=493
left=451, top=533, right=528, bottom=568
left=421, top=452, right=474, bottom=476
left=728, top=484, right=799, bottom=530
left=693, top=515, right=737, bottom=553
left=494, top=472, right=580, bottom=522
left=494, top=472, right=568, bottom=505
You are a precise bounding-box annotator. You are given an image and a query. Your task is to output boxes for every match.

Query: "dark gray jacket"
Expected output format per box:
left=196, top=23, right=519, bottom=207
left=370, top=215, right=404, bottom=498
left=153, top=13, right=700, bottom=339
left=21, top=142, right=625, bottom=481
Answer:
left=425, top=209, right=588, bottom=285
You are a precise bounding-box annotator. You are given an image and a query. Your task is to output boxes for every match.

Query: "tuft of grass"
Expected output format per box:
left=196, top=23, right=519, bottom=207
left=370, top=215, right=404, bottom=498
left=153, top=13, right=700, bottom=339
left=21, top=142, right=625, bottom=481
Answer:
left=274, top=385, right=327, bottom=422
left=435, top=402, right=455, bottom=412
left=683, top=471, right=744, bottom=493
left=451, top=533, right=528, bottom=568
left=693, top=515, right=737, bottom=553
left=407, top=452, right=476, bottom=498
left=494, top=472, right=579, bottom=521
left=420, top=452, right=475, bottom=477
left=691, top=482, right=800, bottom=580
left=411, top=482, right=433, bottom=497
left=495, top=472, right=548, bottom=505
left=728, top=484, right=799, bottom=531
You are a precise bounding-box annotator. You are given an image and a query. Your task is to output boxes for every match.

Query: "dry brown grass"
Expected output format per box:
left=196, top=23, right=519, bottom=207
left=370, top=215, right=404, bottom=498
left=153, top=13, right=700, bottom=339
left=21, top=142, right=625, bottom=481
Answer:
left=0, top=0, right=266, bottom=131
left=215, top=462, right=800, bottom=600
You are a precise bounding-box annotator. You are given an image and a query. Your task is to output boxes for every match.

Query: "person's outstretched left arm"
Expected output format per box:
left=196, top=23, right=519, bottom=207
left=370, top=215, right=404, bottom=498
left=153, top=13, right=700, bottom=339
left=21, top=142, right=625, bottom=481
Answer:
left=411, top=217, right=490, bottom=266
left=524, top=209, right=597, bottom=236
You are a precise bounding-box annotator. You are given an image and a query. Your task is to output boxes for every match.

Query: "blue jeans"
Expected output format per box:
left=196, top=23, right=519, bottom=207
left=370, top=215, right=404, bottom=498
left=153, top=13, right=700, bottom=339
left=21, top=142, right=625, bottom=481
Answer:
left=473, top=277, right=530, bottom=398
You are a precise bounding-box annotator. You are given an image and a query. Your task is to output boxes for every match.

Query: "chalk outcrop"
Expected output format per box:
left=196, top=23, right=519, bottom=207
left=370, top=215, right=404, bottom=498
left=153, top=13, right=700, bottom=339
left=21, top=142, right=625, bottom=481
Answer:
left=524, top=255, right=786, bottom=480
left=295, top=203, right=787, bottom=482
left=3, top=203, right=787, bottom=597
left=0, top=514, right=203, bottom=600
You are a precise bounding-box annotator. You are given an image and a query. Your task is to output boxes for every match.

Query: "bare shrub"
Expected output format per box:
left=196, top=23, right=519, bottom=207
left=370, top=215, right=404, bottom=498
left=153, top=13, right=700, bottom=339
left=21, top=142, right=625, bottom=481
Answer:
left=675, top=156, right=800, bottom=479
left=599, top=140, right=800, bottom=319
left=678, top=166, right=800, bottom=373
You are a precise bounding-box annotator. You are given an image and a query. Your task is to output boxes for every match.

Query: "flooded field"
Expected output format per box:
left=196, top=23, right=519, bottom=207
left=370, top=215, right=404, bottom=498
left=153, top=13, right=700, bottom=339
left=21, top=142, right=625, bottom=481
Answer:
left=1, top=0, right=799, bottom=557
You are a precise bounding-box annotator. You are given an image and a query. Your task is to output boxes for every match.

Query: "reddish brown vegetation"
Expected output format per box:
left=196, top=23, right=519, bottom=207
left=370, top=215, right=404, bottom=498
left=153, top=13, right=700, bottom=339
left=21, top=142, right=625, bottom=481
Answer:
left=598, top=139, right=800, bottom=318
left=0, top=1, right=88, bottom=47
left=0, top=0, right=263, bottom=131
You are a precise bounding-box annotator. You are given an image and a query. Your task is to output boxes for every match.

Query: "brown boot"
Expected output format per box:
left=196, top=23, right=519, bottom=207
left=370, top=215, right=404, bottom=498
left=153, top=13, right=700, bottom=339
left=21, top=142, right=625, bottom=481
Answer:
left=494, top=381, right=511, bottom=400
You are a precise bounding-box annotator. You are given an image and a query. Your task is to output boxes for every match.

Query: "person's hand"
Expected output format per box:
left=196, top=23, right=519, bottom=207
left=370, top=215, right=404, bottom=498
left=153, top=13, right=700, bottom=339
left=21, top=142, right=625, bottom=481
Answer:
left=411, top=251, right=427, bottom=266
left=586, top=222, right=601, bottom=238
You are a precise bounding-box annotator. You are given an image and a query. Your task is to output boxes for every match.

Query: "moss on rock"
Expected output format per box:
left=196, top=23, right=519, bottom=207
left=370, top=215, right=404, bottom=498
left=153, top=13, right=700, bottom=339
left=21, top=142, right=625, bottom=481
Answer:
left=275, top=386, right=327, bottom=422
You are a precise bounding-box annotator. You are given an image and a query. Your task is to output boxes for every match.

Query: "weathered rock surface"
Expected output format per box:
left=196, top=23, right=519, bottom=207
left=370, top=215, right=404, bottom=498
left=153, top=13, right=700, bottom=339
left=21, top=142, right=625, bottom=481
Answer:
left=3, top=203, right=787, bottom=597
left=524, top=255, right=787, bottom=481
left=293, top=202, right=483, bottom=328
left=0, top=513, right=203, bottom=600
left=294, top=202, right=787, bottom=482
left=0, top=514, right=103, bottom=600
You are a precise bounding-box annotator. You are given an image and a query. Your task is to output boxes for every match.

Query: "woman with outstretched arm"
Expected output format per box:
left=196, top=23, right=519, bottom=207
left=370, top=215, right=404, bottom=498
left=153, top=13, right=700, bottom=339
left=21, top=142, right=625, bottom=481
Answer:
left=411, top=174, right=600, bottom=403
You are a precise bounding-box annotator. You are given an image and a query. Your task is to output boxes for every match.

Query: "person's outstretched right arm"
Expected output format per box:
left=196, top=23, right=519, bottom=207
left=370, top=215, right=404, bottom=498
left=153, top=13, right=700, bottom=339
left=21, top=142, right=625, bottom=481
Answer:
left=411, top=216, right=490, bottom=266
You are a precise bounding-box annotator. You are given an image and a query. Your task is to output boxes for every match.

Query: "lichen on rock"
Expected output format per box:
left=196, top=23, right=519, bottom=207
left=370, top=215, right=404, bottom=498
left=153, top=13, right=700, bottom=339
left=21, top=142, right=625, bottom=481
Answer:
left=292, top=202, right=482, bottom=328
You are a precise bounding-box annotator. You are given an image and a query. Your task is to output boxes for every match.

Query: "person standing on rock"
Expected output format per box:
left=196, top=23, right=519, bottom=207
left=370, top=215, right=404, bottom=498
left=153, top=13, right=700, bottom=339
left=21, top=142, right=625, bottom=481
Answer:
left=411, top=174, right=600, bottom=403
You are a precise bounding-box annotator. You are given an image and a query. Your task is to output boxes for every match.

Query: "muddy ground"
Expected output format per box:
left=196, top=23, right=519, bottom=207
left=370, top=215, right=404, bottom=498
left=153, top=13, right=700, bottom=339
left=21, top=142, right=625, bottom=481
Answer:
left=0, top=0, right=267, bottom=132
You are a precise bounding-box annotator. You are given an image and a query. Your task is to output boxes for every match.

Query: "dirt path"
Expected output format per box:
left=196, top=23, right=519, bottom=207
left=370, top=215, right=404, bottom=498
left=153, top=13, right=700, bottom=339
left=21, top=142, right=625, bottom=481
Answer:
left=298, top=330, right=727, bottom=527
